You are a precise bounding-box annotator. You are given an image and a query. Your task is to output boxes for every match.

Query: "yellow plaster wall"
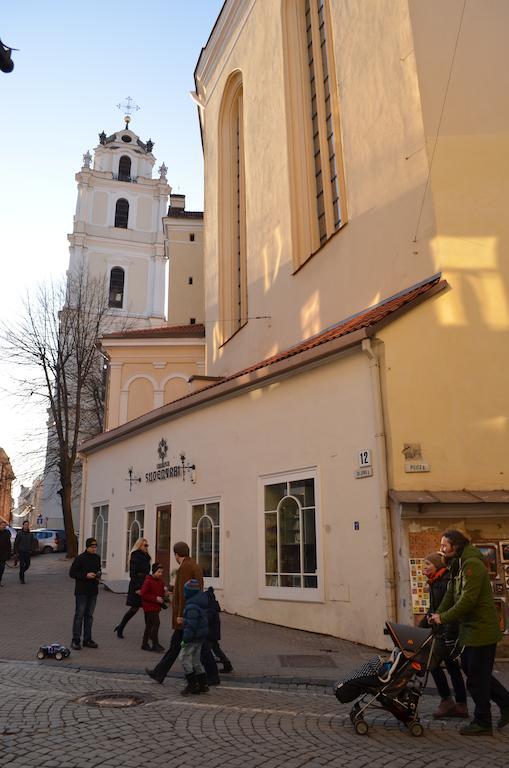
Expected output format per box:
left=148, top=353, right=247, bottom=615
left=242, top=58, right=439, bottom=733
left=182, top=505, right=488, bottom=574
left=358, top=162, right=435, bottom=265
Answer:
left=200, top=0, right=434, bottom=376
left=378, top=1, right=509, bottom=490
left=165, top=224, right=204, bottom=326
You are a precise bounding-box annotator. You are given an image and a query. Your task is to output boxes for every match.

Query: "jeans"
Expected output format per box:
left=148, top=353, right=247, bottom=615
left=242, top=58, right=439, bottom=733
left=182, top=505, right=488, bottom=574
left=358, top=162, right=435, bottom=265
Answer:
left=152, top=629, right=219, bottom=682
left=431, top=657, right=467, bottom=703
left=18, top=552, right=31, bottom=581
left=0, top=560, right=6, bottom=583
left=461, top=644, right=509, bottom=726
left=179, top=641, right=205, bottom=675
left=72, top=594, right=97, bottom=642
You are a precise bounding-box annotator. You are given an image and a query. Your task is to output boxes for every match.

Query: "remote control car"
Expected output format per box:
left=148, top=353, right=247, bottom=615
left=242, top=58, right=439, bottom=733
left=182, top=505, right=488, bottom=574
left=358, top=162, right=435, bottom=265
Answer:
left=36, top=643, right=71, bottom=661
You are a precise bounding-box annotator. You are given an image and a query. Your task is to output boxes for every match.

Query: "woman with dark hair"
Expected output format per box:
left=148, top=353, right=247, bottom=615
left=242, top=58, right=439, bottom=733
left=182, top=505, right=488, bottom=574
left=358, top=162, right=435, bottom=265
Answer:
left=114, top=538, right=151, bottom=638
left=421, top=551, right=468, bottom=718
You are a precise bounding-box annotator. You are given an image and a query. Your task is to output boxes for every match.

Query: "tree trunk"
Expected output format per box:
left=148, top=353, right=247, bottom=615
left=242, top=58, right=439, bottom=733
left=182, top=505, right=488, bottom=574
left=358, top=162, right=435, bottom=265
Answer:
left=59, top=480, right=77, bottom=559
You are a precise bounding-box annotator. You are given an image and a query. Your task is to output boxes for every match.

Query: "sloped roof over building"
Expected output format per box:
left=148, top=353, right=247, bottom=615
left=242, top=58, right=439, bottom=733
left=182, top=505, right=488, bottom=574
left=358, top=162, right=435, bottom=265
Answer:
left=80, top=274, right=447, bottom=454
left=102, top=323, right=205, bottom=341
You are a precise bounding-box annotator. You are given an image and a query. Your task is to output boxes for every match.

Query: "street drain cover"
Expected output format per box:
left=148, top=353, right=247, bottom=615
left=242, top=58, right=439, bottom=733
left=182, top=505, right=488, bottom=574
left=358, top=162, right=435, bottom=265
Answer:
left=77, top=691, right=148, bottom=708
left=278, top=654, right=337, bottom=668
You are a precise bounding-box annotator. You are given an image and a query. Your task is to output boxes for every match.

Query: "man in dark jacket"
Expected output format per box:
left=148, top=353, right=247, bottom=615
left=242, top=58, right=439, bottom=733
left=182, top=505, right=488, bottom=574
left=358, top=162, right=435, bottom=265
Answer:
left=146, top=541, right=219, bottom=685
left=0, top=519, right=12, bottom=586
left=69, top=537, right=101, bottom=650
left=431, top=530, right=509, bottom=735
left=13, top=521, right=35, bottom=583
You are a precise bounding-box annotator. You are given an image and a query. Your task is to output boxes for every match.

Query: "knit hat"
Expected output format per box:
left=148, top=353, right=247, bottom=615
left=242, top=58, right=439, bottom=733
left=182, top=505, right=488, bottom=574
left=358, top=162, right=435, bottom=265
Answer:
left=184, top=578, right=201, bottom=598
left=424, top=552, right=444, bottom=570
left=152, top=562, right=163, bottom=574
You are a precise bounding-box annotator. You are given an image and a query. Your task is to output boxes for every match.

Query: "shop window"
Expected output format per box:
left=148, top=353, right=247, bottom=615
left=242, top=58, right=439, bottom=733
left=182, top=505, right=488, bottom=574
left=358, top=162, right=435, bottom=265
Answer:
left=263, top=475, right=317, bottom=589
left=92, top=503, right=108, bottom=567
left=108, top=266, right=125, bottom=308
left=192, top=501, right=220, bottom=579
left=114, top=198, right=129, bottom=228
left=126, top=508, right=144, bottom=571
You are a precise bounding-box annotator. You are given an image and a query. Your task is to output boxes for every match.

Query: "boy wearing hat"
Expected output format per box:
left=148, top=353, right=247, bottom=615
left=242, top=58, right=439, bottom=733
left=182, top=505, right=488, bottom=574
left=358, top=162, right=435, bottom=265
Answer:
left=179, top=578, right=209, bottom=695
left=69, top=537, right=102, bottom=650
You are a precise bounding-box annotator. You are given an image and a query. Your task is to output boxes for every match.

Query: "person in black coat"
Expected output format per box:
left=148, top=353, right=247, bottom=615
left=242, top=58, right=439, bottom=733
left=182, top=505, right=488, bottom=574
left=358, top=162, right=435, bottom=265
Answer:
left=0, top=519, right=12, bottom=586
left=69, top=537, right=102, bottom=650
left=206, top=586, right=233, bottom=673
left=114, top=538, right=151, bottom=638
left=421, top=551, right=468, bottom=719
left=13, top=521, right=35, bottom=584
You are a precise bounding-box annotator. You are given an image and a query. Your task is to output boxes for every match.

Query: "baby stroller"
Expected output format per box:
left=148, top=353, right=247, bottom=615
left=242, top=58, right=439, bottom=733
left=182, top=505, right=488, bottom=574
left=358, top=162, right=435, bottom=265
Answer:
left=335, top=621, right=436, bottom=737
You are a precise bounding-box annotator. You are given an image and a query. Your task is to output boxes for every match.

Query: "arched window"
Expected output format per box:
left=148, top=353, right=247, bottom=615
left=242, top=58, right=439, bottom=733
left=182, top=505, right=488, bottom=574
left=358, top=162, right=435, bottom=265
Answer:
left=191, top=501, right=220, bottom=578
left=126, top=509, right=144, bottom=571
left=283, top=0, right=346, bottom=267
left=114, top=198, right=129, bottom=228
left=218, top=71, right=247, bottom=343
left=118, top=155, right=131, bottom=181
left=108, top=266, right=125, bottom=308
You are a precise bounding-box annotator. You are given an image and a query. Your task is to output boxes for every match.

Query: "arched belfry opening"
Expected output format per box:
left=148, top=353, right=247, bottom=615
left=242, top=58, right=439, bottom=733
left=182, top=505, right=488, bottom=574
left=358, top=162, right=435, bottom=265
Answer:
left=118, top=155, right=131, bottom=181
left=108, top=266, right=125, bottom=308
left=114, top=198, right=129, bottom=228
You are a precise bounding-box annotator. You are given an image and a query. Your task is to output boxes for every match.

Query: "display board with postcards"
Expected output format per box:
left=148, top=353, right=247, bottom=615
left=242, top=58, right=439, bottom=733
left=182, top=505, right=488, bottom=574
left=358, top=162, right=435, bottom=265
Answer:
left=473, top=542, right=509, bottom=635
left=409, top=557, right=430, bottom=616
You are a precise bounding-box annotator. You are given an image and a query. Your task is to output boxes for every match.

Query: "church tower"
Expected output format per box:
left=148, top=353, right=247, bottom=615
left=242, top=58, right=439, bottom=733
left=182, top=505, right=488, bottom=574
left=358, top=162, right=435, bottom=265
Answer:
left=69, top=120, right=170, bottom=327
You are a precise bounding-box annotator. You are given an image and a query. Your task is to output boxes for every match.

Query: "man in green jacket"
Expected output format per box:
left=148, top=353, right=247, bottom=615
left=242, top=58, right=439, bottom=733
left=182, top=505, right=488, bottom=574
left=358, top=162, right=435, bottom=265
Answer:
left=430, top=529, right=509, bottom=735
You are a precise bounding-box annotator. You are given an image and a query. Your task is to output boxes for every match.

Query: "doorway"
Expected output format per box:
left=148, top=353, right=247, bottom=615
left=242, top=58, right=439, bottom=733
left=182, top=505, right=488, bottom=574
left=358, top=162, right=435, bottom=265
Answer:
left=156, top=505, right=172, bottom=585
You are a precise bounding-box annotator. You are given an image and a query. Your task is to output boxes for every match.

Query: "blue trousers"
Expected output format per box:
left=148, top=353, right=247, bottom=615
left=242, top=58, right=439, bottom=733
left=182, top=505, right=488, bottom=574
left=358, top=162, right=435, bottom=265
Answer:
left=72, top=594, right=97, bottom=642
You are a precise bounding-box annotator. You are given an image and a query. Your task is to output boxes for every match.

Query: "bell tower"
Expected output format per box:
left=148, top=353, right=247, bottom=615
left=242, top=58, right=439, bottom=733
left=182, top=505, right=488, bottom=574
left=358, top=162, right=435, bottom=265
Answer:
left=68, top=114, right=170, bottom=327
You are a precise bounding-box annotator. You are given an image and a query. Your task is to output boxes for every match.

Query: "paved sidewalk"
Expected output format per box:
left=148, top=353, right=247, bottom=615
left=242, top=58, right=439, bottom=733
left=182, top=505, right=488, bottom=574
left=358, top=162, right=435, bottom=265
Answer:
left=0, top=553, right=382, bottom=684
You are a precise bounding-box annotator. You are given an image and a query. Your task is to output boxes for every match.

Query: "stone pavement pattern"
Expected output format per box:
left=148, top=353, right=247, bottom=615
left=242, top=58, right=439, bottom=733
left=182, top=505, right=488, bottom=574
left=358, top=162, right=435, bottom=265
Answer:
left=1, top=555, right=509, bottom=766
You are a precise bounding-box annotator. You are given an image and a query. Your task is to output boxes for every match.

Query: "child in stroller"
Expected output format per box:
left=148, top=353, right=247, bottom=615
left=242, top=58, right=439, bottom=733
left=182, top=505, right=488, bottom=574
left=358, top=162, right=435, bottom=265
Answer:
left=335, top=621, right=436, bottom=737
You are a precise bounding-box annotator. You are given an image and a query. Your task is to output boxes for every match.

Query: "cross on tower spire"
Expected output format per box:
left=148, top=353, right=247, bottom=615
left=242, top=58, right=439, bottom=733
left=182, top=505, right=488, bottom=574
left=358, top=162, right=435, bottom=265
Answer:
left=116, top=96, right=140, bottom=128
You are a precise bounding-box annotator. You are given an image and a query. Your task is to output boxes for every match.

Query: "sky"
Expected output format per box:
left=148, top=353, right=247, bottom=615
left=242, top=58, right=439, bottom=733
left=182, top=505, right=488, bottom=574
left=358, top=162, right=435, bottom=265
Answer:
left=0, top=0, right=224, bottom=497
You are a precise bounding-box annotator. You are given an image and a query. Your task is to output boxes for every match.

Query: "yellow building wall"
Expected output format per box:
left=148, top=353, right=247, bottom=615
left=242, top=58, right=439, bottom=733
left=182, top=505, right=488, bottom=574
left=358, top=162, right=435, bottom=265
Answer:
left=104, top=341, right=205, bottom=430
left=198, top=0, right=435, bottom=377
left=164, top=220, right=204, bottom=326
left=378, top=0, right=509, bottom=490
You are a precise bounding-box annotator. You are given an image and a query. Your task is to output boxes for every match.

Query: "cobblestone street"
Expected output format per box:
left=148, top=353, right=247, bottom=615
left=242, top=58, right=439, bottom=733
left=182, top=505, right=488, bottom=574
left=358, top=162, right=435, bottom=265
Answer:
left=1, top=556, right=508, bottom=766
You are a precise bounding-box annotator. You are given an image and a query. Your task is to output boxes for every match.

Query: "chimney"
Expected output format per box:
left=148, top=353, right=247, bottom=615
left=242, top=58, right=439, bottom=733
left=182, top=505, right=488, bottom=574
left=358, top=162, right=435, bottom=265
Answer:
left=169, top=193, right=186, bottom=210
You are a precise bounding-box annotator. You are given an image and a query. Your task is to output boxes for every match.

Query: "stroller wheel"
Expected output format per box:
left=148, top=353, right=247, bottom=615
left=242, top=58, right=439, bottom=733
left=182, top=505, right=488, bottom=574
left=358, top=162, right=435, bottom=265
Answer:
left=409, top=721, right=424, bottom=738
left=354, top=719, right=369, bottom=736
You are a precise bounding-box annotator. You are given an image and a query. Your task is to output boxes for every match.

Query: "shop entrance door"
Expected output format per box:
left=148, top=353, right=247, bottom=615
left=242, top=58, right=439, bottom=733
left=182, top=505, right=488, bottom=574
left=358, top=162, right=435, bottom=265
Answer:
left=155, top=505, right=171, bottom=585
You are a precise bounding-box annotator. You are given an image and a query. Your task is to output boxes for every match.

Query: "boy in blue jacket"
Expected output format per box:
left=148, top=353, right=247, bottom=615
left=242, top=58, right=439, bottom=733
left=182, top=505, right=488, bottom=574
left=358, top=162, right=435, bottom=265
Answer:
left=179, top=578, right=209, bottom=695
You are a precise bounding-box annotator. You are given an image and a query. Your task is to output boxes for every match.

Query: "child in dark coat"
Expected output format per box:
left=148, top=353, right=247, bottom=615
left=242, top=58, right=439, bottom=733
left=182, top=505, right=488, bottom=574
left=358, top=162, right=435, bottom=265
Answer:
left=206, top=586, right=233, bottom=673
left=179, top=578, right=209, bottom=695
left=140, top=563, right=166, bottom=652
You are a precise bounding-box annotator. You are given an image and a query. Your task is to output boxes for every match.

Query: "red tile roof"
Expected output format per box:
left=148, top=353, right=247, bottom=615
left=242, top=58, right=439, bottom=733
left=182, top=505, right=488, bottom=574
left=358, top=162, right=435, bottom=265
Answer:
left=102, top=323, right=205, bottom=340
left=191, top=274, right=446, bottom=397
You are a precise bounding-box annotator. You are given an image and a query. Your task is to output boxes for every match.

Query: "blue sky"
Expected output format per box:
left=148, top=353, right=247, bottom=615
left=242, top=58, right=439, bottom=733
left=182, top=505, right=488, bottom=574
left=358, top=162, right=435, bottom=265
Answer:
left=0, top=0, right=224, bottom=494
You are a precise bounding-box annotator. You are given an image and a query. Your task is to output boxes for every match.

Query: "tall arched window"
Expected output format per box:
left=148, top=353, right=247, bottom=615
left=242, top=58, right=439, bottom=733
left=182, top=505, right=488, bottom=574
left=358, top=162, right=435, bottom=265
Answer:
left=282, top=0, right=346, bottom=267
left=114, top=198, right=129, bottom=228
left=218, top=71, right=247, bottom=343
left=108, top=266, right=125, bottom=308
left=118, top=155, right=131, bottom=181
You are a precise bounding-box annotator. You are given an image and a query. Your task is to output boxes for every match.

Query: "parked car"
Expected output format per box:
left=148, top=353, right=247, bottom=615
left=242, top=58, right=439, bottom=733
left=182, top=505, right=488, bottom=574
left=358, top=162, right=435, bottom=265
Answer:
left=32, top=529, right=63, bottom=554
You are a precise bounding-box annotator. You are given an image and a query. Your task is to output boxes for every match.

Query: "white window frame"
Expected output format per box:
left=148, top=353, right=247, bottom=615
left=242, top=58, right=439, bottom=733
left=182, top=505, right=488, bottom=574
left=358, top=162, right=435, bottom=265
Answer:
left=125, top=506, right=145, bottom=573
left=188, top=496, right=222, bottom=588
left=91, top=501, right=109, bottom=569
left=258, top=467, right=323, bottom=602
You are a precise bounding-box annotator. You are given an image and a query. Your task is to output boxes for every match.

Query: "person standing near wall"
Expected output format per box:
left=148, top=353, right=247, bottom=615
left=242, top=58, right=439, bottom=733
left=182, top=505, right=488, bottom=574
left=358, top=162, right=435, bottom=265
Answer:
left=0, top=519, right=11, bottom=586
left=430, top=530, right=509, bottom=735
left=13, top=521, right=35, bottom=584
left=114, top=538, right=151, bottom=638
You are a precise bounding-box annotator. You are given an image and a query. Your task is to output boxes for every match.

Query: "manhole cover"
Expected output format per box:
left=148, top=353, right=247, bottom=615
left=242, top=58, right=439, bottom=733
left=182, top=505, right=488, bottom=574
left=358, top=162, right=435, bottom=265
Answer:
left=278, top=654, right=337, bottom=669
left=76, top=691, right=148, bottom=708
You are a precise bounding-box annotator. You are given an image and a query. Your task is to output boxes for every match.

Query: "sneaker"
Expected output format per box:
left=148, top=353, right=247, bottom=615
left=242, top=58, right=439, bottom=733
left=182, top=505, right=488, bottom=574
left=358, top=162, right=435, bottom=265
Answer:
left=145, top=668, right=164, bottom=684
left=498, top=706, right=509, bottom=730
left=459, top=721, right=493, bottom=736
left=83, top=640, right=98, bottom=648
left=222, top=660, right=234, bottom=673
left=71, top=640, right=82, bottom=651
left=141, top=643, right=152, bottom=651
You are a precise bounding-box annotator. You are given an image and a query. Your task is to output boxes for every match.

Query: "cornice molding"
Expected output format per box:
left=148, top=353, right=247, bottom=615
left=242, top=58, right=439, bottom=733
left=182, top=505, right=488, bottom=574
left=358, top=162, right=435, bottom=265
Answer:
left=195, top=0, right=256, bottom=102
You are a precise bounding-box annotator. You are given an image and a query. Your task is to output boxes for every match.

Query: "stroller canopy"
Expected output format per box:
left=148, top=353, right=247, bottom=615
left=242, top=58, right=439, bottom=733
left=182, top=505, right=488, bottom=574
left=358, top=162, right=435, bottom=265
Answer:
left=386, top=621, right=432, bottom=655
